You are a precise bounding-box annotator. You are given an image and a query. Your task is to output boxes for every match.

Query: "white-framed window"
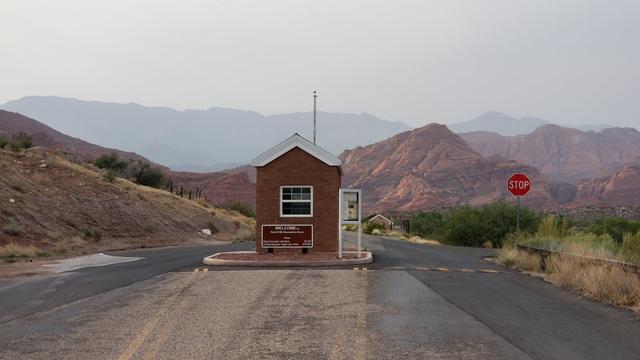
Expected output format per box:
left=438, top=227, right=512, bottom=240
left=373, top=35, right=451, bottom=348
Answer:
left=280, top=186, right=313, bottom=217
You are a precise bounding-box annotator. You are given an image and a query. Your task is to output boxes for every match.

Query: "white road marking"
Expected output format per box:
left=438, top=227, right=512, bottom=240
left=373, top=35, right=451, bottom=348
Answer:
left=43, top=253, right=143, bottom=273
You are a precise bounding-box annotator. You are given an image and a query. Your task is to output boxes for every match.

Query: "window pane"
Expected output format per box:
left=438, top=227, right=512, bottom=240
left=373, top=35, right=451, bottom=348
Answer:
left=282, top=201, right=311, bottom=215
left=282, top=188, right=292, bottom=200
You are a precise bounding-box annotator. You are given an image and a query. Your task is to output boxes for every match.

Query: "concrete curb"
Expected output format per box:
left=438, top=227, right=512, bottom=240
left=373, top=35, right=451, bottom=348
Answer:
left=203, top=251, right=373, bottom=267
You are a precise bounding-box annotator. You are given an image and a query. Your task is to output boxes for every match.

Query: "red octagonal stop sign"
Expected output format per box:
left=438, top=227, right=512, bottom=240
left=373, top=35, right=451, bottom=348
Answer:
left=508, top=173, right=531, bottom=197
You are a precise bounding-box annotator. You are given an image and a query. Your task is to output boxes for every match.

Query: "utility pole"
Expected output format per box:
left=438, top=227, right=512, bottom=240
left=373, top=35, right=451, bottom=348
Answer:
left=313, top=90, right=317, bottom=144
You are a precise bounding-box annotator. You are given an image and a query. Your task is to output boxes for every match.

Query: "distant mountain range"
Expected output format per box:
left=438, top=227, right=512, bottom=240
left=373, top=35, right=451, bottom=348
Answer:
left=448, top=111, right=549, bottom=135
left=340, top=124, right=555, bottom=211
left=1, top=96, right=410, bottom=171
left=3, top=100, right=640, bottom=210
left=448, top=111, right=617, bottom=136
left=460, top=125, right=640, bottom=183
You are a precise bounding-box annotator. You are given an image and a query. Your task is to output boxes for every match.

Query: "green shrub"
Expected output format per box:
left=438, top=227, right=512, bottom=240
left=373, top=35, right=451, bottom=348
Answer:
left=83, top=229, right=102, bottom=242
left=103, top=169, right=117, bottom=182
left=455, top=202, right=537, bottom=247
left=221, top=201, right=255, bottom=218
left=207, top=222, right=219, bottom=235
left=12, top=133, right=33, bottom=149
left=135, top=164, right=166, bottom=188
left=363, top=221, right=386, bottom=235
left=95, top=153, right=128, bottom=173
left=537, top=215, right=570, bottom=239
left=586, top=217, right=640, bottom=243
left=411, top=202, right=539, bottom=247
left=2, top=222, right=23, bottom=236
left=410, top=212, right=444, bottom=238
left=620, top=233, right=640, bottom=264
left=4, top=133, right=34, bottom=152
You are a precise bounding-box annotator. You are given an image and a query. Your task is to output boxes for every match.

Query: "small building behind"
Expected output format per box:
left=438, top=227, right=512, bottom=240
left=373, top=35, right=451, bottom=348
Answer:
left=366, top=213, right=394, bottom=231
left=250, top=134, right=342, bottom=253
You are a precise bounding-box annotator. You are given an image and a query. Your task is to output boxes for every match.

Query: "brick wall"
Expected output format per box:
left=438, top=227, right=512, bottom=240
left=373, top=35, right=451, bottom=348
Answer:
left=255, top=147, right=340, bottom=253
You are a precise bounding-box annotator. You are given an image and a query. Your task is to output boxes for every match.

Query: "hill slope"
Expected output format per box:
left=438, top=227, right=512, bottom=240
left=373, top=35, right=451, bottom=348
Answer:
left=460, top=124, right=640, bottom=183
left=2, top=96, right=410, bottom=169
left=340, top=124, right=555, bottom=212
left=572, top=163, right=640, bottom=207
left=0, top=148, right=253, bottom=256
left=0, top=109, right=153, bottom=165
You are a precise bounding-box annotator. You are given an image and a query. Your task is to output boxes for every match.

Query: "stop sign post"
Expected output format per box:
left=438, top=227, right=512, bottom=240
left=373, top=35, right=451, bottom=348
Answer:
left=508, top=173, right=531, bottom=233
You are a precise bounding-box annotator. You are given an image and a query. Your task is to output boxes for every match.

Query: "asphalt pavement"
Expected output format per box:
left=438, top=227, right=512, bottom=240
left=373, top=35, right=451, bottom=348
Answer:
left=0, top=234, right=639, bottom=359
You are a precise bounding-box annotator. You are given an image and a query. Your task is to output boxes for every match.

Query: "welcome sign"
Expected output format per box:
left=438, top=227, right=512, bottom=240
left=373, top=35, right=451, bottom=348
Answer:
left=261, top=224, right=313, bottom=248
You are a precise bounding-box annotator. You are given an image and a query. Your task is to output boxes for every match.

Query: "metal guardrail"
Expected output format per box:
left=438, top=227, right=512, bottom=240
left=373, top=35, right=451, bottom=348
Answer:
left=516, top=244, right=640, bottom=275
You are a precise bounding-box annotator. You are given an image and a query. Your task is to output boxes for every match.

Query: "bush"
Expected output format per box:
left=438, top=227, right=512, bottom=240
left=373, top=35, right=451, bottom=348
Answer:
left=587, top=217, right=640, bottom=243
left=12, top=132, right=33, bottom=149
left=411, top=202, right=539, bottom=247
left=103, top=169, right=117, bottom=182
left=221, top=201, right=255, bottom=218
left=2, top=133, right=34, bottom=152
left=2, top=222, right=23, bottom=236
left=620, top=233, right=640, bottom=264
left=363, top=221, right=386, bottom=235
left=95, top=153, right=128, bottom=173
left=410, top=212, right=444, bottom=238
left=207, top=222, right=219, bottom=235
left=537, top=215, right=570, bottom=239
left=83, top=229, right=102, bottom=242
left=135, top=164, right=166, bottom=188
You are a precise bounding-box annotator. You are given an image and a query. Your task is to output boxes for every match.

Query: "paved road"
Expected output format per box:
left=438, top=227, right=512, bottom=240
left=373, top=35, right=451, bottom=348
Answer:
left=0, top=235, right=639, bottom=359
left=0, top=241, right=253, bottom=324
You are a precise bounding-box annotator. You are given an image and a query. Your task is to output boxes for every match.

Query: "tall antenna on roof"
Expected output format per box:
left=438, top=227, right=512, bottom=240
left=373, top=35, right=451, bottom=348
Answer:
left=313, top=90, right=318, bottom=144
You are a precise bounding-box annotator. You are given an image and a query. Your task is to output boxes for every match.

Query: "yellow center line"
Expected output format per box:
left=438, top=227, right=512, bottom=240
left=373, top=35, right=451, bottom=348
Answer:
left=117, top=273, right=197, bottom=360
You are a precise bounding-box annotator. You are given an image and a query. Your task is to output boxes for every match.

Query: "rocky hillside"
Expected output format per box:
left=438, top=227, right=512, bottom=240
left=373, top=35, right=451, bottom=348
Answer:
left=169, top=169, right=256, bottom=206
left=0, top=148, right=254, bottom=256
left=340, top=124, right=555, bottom=212
left=460, top=124, right=640, bottom=183
left=572, top=163, right=640, bottom=207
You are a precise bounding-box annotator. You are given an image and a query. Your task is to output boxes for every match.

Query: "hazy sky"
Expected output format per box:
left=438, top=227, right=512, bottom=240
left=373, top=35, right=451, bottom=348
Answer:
left=1, top=0, right=639, bottom=127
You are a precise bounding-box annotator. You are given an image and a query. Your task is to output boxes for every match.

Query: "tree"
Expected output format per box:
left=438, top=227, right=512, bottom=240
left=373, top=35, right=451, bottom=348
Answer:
left=95, top=153, right=128, bottom=173
left=135, top=162, right=166, bottom=188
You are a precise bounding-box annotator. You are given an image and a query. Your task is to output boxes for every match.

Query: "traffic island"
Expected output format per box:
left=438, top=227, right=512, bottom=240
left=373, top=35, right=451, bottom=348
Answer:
left=203, top=250, right=373, bottom=267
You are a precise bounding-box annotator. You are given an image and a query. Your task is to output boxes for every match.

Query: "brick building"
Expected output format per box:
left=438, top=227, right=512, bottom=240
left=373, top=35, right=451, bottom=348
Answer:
left=250, top=134, right=342, bottom=253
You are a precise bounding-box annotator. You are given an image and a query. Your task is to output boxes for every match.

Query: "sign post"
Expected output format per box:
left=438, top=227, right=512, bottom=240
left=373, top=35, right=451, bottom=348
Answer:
left=338, top=189, right=362, bottom=258
left=507, top=173, right=531, bottom=234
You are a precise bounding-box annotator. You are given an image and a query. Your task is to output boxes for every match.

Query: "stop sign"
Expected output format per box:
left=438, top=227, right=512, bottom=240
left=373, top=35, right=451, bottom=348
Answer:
left=508, top=173, right=531, bottom=196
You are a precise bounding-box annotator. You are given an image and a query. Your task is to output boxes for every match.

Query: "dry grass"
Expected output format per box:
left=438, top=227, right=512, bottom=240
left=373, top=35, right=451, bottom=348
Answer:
left=546, top=255, right=640, bottom=309
left=0, top=243, right=40, bottom=258
left=500, top=248, right=640, bottom=312
left=497, top=247, right=542, bottom=272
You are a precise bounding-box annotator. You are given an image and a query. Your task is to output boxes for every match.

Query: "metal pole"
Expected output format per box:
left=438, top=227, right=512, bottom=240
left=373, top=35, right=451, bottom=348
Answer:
left=516, top=196, right=520, bottom=234
left=313, top=91, right=317, bottom=144
left=338, top=189, right=343, bottom=258
left=357, top=191, right=362, bottom=258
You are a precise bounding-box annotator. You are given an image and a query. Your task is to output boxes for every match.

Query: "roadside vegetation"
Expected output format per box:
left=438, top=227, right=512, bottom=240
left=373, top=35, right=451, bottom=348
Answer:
left=95, top=152, right=166, bottom=188
left=498, top=216, right=640, bottom=312
left=408, top=202, right=539, bottom=248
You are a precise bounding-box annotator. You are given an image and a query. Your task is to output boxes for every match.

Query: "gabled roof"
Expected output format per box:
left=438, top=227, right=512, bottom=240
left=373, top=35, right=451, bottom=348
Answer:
left=368, top=213, right=393, bottom=224
left=250, top=133, right=342, bottom=169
